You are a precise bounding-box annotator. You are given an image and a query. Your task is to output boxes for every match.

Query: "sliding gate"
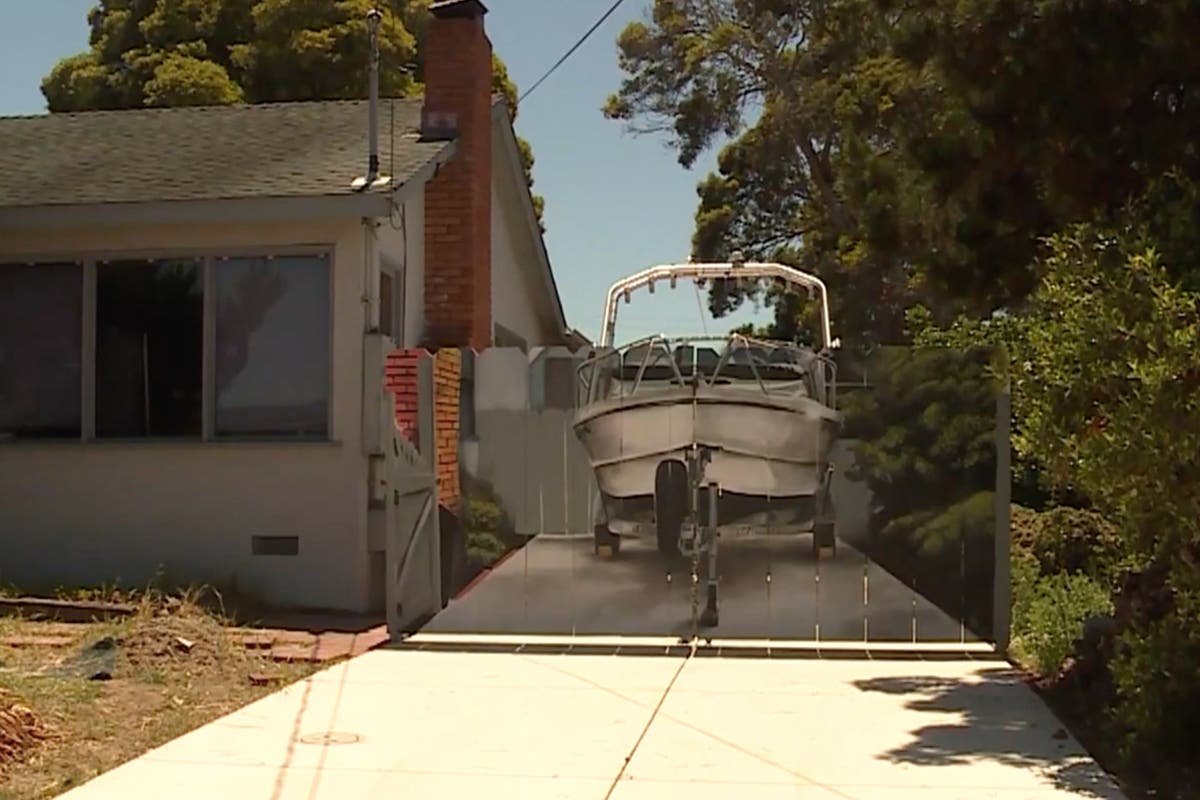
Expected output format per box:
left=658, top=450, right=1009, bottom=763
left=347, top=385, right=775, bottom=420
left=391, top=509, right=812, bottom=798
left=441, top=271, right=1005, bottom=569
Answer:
left=402, top=344, right=1010, bottom=650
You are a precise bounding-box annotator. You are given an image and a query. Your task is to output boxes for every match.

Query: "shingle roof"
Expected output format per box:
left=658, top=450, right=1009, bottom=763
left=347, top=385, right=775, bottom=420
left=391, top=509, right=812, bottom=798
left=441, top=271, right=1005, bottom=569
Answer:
left=0, top=98, right=451, bottom=209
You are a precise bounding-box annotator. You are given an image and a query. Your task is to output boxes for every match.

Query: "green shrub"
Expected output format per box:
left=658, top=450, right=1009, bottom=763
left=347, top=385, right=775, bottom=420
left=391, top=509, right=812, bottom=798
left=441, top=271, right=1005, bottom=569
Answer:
left=465, top=531, right=508, bottom=566
left=464, top=497, right=507, bottom=537
left=462, top=495, right=515, bottom=568
left=1012, top=505, right=1130, bottom=584
left=1110, top=613, right=1200, bottom=761
left=1011, top=563, right=1114, bottom=676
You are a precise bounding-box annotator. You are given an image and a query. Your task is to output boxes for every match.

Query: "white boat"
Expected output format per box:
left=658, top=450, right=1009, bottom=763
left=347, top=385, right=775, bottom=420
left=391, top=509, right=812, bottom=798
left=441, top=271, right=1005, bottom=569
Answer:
left=573, top=257, right=844, bottom=559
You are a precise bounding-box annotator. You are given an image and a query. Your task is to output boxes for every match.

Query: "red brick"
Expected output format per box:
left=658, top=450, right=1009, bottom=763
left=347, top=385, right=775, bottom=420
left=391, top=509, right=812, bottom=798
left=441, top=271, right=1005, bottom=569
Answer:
left=423, top=4, right=492, bottom=351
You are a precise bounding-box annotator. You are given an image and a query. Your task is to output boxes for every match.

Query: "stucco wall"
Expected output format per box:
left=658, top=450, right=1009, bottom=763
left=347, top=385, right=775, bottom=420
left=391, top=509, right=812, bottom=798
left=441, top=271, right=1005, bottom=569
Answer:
left=0, top=217, right=372, bottom=611
left=376, top=193, right=425, bottom=348
left=490, top=135, right=558, bottom=348
left=373, top=143, right=558, bottom=351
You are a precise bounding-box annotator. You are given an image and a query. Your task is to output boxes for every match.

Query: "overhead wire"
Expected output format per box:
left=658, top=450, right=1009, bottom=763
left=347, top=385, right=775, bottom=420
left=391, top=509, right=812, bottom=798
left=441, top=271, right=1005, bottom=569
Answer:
left=693, top=281, right=710, bottom=336
left=518, top=0, right=633, bottom=103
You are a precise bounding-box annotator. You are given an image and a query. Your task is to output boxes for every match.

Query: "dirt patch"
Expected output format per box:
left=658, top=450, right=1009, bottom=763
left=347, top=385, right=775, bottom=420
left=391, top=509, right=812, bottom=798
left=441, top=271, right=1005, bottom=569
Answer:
left=119, top=604, right=231, bottom=668
left=0, top=691, right=54, bottom=775
left=0, top=594, right=332, bottom=800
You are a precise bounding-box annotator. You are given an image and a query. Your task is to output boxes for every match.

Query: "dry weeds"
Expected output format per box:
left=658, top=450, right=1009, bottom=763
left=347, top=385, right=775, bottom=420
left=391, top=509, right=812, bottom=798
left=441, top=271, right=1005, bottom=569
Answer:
left=0, top=691, right=54, bottom=775
left=0, top=590, right=329, bottom=800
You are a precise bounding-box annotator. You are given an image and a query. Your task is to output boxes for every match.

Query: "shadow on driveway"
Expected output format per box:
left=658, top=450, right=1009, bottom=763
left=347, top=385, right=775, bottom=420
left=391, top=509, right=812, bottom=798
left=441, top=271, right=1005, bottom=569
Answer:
left=853, top=670, right=1125, bottom=799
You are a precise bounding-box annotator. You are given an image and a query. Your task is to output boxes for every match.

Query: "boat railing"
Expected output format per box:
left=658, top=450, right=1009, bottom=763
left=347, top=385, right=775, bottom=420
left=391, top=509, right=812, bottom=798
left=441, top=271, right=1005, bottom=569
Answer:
left=576, top=333, right=839, bottom=410
left=575, top=335, right=683, bottom=405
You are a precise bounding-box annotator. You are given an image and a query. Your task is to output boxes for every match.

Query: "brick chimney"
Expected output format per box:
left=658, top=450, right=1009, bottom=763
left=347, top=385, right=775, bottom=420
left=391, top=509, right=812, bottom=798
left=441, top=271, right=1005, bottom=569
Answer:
left=421, top=0, right=493, bottom=349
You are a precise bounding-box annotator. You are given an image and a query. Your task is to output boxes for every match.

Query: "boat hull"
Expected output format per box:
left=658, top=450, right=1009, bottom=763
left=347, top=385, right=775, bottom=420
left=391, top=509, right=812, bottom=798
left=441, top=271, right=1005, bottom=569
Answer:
left=573, top=386, right=842, bottom=532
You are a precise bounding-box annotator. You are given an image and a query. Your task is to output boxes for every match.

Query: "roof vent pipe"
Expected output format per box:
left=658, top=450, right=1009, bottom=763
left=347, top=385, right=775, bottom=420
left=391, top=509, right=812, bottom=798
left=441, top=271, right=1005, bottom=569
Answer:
left=366, top=8, right=382, bottom=183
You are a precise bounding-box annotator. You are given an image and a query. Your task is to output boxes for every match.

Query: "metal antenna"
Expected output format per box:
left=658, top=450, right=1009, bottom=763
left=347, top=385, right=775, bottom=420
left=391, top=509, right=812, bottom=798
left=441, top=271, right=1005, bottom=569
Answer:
left=367, top=8, right=382, bottom=183
left=353, top=8, right=387, bottom=191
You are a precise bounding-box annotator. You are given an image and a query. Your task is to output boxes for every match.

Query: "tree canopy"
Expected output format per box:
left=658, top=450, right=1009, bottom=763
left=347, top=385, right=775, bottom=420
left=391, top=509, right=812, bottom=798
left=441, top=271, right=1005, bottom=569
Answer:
left=608, top=2, right=1200, bottom=776
left=606, top=0, right=1200, bottom=347
left=44, top=0, right=544, bottom=226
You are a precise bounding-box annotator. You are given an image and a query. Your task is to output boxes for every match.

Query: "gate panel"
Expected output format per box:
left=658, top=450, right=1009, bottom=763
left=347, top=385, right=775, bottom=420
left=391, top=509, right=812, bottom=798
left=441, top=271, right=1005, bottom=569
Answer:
left=828, top=345, right=1002, bottom=644
left=416, top=344, right=1009, bottom=650
left=383, top=354, right=441, bottom=636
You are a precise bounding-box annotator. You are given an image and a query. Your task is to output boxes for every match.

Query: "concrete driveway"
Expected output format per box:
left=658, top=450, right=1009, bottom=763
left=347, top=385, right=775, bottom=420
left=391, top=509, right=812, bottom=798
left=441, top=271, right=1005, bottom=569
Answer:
left=55, top=643, right=1124, bottom=799
left=427, top=533, right=979, bottom=642
left=52, top=503, right=1109, bottom=799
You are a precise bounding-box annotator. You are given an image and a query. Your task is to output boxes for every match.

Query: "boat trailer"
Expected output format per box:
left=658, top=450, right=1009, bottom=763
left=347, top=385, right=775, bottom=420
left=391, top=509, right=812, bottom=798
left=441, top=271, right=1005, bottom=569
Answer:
left=662, top=443, right=837, bottom=632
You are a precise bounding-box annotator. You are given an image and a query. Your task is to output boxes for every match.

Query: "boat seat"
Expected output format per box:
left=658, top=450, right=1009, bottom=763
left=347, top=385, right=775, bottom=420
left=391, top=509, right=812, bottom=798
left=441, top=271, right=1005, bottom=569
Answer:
left=673, top=345, right=721, bottom=377
left=719, top=345, right=816, bottom=383
left=727, top=346, right=769, bottom=366
left=612, top=343, right=816, bottom=386
left=618, top=346, right=680, bottom=383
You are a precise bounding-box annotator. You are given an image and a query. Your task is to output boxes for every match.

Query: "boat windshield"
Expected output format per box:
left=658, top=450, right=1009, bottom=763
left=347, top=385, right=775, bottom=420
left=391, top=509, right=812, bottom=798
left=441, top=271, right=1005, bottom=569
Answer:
left=578, top=335, right=836, bottom=408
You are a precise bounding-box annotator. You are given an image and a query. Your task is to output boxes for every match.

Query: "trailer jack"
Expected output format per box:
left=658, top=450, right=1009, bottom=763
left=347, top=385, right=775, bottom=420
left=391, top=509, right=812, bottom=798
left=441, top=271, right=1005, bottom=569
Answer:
left=681, top=445, right=720, bottom=630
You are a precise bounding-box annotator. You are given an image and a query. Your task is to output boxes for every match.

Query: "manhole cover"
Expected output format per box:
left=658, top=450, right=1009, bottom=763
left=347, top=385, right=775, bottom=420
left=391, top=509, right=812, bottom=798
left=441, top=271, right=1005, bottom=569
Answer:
left=297, top=732, right=362, bottom=746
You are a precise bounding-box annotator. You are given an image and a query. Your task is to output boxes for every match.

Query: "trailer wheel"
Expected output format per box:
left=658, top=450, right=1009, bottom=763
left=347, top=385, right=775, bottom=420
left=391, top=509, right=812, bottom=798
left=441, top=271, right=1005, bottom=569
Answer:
left=654, top=460, right=688, bottom=558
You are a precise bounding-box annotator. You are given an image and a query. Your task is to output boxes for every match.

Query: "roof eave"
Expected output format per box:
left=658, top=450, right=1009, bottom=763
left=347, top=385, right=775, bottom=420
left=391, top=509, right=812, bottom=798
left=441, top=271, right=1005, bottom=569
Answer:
left=0, top=192, right=392, bottom=232
left=0, top=142, right=453, bottom=233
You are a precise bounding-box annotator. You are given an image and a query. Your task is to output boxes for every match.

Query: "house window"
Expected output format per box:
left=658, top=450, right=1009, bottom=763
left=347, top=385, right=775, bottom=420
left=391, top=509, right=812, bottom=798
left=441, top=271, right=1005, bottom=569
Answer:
left=0, top=250, right=332, bottom=444
left=0, top=262, right=83, bottom=439
left=96, top=258, right=203, bottom=438
left=214, top=255, right=330, bottom=438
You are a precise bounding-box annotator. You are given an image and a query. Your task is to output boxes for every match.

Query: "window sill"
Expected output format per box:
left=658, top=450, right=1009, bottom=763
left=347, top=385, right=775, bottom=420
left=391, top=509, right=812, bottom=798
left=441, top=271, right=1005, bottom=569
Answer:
left=0, top=437, right=343, bottom=448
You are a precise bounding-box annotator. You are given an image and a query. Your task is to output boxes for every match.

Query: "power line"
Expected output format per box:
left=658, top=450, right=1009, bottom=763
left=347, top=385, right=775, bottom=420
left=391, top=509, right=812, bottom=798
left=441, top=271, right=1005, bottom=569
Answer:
left=518, top=0, right=632, bottom=104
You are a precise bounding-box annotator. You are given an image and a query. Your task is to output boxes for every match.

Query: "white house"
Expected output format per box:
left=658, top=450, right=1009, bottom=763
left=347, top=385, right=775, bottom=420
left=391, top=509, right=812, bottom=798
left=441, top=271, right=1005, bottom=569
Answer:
left=0, top=0, right=570, bottom=614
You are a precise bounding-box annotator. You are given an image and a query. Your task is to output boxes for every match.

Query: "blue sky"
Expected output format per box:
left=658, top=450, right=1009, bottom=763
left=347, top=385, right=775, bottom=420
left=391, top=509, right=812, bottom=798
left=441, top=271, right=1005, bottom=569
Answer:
left=0, top=0, right=771, bottom=344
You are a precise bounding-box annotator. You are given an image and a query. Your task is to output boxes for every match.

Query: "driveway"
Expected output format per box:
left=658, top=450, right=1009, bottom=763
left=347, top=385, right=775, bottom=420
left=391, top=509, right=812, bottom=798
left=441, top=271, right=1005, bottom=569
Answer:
left=51, top=491, right=1111, bottom=799
left=427, top=533, right=979, bottom=642
left=55, top=645, right=1124, bottom=799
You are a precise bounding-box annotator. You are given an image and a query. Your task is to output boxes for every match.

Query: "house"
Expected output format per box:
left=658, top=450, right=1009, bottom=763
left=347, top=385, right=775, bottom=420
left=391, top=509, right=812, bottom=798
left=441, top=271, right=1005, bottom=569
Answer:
left=0, top=0, right=571, bottom=614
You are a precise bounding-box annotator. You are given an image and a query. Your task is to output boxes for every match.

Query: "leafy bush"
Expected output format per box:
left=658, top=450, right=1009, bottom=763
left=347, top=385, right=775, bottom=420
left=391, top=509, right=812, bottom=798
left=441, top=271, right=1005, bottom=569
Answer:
left=464, top=497, right=507, bottom=538
left=1011, top=559, right=1114, bottom=677
left=1011, top=505, right=1130, bottom=584
left=465, top=530, right=507, bottom=567
left=1109, top=613, right=1200, bottom=761
left=463, top=496, right=514, bottom=568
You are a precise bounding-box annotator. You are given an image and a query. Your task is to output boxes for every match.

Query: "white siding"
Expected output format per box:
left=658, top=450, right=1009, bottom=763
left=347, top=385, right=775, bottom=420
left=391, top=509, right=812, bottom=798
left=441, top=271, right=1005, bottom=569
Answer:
left=375, top=193, right=425, bottom=348
left=490, top=133, right=559, bottom=348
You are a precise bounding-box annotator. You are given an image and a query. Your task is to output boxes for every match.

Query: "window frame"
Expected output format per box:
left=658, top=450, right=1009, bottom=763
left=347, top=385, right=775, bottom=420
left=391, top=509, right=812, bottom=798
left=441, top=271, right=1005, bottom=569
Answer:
left=380, top=253, right=406, bottom=347
left=209, top=251, right=336, bottom=441
left=0, top=259, right=87, bottom=440
left=0, top=245, right=336, bottom=444
left=93, top=254, right=206, bottom=440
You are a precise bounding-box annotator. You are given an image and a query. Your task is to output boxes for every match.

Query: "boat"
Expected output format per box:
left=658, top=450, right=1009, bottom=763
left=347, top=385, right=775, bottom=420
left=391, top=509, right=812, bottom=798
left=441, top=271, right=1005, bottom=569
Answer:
left=573, top=256, right=844, bottom=560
